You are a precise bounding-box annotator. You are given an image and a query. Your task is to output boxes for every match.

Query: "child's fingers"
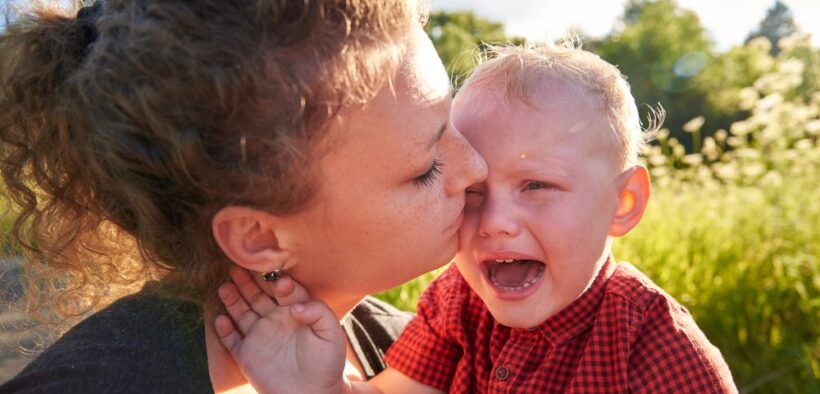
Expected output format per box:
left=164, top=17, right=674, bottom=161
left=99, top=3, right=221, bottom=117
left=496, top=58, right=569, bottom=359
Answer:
left=214, top=314, right=243, bottom=357
left=228, top=265, right=278, bottom=316
left=288, top=300, right=345, bottom=345
left=256, top=273, right=312, bottom=306
left=218, top=282, right=260, bottom=336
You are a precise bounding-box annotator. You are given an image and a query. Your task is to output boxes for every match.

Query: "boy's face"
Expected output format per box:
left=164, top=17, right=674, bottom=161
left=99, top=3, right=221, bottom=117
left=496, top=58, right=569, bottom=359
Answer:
left=452, top=79, right=625, bottom=328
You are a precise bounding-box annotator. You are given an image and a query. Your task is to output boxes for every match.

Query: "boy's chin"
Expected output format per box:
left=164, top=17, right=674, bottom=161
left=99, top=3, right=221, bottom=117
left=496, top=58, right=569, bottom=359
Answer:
left=489, top=309, right=550, bottom=329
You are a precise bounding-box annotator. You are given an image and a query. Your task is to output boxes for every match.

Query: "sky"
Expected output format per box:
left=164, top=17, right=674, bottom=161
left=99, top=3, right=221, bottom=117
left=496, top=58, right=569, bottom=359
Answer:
left=431, top=0, right=820, bottom=51
left=2, top=1, right=817, bottom=50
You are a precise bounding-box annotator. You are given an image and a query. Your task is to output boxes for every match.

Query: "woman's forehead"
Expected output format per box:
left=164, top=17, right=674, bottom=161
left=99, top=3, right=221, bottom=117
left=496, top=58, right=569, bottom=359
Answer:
left=395, top=26, right=451, bottom=106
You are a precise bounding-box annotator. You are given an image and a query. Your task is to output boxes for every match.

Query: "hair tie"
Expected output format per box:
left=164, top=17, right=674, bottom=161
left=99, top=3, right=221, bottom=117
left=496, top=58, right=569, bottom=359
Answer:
left=77, top=2, right=103, bottom=47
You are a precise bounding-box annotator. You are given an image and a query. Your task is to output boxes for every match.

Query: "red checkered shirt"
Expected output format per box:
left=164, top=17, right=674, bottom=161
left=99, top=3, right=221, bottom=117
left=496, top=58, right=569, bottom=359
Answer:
left=385, top=258, right=737, bottom=393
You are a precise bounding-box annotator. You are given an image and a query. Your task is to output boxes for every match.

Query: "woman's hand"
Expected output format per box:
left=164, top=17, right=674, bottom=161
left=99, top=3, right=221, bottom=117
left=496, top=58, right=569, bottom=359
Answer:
left=214, top=266, right=348, bottom=394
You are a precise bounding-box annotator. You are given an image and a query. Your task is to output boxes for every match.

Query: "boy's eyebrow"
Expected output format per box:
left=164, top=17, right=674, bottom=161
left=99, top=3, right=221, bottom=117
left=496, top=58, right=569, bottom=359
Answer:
left=514, top=159, right=572, bottom=179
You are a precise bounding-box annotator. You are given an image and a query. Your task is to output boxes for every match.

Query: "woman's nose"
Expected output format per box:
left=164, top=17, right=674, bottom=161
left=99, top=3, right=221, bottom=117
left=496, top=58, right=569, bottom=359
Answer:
left=444, top=127, right=487, bottom=197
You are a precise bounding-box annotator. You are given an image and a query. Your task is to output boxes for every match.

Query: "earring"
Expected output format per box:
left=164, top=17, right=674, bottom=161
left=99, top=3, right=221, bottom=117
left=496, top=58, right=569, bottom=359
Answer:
left=261, top=269, right=283, bottom=282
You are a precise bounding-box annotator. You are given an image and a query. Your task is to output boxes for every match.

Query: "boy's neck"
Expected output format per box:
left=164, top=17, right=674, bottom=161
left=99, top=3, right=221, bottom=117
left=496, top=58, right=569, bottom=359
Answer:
left=533, top=251, right=616, bottom=328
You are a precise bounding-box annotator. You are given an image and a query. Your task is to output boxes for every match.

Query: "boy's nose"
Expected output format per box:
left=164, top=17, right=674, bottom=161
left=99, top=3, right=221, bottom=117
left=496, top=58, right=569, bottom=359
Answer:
left=444, top=127, right=487, bottom=197
left=478, top=197, right=521, bottom=238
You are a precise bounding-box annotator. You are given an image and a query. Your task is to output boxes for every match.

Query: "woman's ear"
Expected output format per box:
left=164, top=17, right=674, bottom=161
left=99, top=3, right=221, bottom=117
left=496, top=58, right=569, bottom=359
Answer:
left=212, top=206, right=291, bottom=272
left=608, top=165, right=651, bottom=237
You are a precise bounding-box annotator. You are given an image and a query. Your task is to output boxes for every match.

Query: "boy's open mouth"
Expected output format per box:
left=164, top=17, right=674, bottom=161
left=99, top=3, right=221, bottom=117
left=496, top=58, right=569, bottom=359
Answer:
left=482, top=259, right=546, bottom=290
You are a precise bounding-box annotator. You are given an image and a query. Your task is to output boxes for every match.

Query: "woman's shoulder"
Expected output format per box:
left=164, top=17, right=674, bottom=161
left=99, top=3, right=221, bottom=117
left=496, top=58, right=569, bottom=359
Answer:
left=353, top=296, right=413, bottom=322
left=347, top=295, right=414, bottom=347
left=1, top=282, right=212, bottom=393
left=343, top=296, right=414, bottom=379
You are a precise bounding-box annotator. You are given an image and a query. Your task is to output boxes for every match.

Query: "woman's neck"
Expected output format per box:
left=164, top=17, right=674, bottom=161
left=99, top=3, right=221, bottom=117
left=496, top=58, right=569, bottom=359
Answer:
left=325, top=293, right=366, bottom=321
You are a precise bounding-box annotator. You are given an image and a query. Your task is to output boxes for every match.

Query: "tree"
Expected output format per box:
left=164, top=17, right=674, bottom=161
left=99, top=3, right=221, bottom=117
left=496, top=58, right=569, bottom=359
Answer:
left=425, top=11, right=524, bottom=87
left=745, top=0, right=797, bottom=56
left=590, top=0, right=714, bottom=146
left=1, top=0, right=9, bottom=32
left=691, top=38, right=775, bottom=134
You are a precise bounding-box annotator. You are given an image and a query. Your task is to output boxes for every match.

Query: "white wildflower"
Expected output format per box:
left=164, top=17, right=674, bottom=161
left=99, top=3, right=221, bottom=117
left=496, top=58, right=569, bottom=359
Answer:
left=741, top=163, right=766, bottom=178
left=794, top=139, right=814, bottom=151
left=702, top=137, right=719, bottom=160
left=756, top=93, right=784, bottom=113
left=778, top=59, right=805, bottom=76
left=736, top=148, right=761, bottom=160
left=730, top=121, right=753, bottom=136
left=805, top=120, right=820, bottom=136
left=747, top=37, right=771, bottom=53
left=714, top=129, right=728, bottom=143
left=656, top=128, right=670, bottom=141
left=682, top=154, right=703, bottom=166
left=738, top=87, right=759, bottom=111
left=683, top=116, right=705, bottom=133
left=673, top=144, right=685, bottom=158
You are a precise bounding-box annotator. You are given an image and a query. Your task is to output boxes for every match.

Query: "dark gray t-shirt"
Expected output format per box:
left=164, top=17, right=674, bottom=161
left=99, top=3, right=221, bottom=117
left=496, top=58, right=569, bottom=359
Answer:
left=0, top=284, right=412, bottom=393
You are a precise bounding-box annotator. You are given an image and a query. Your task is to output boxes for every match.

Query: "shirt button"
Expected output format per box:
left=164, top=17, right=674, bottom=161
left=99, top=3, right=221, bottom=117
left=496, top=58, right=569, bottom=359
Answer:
left=495, top=365, right=510, bottom=380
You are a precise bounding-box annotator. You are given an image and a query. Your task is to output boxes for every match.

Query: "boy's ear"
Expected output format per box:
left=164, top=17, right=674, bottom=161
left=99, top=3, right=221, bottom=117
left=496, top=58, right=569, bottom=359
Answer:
left=608, top=165, right=651, bottom=237
left=212, top=206, right=291, bottom=273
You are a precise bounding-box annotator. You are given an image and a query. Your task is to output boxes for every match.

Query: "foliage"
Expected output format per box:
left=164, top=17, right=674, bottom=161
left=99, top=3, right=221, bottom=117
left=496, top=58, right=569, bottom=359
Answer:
left=591, top=0, right=713, bottom=146
left=745, top=0, right=797, bottom=56
left=424, top=11, right=524, bottom=86
left=378, top=34, right=819, bottom=393
left=587, top=0, right=819, bottom=156
left=628, top=39, right=819, bottom=391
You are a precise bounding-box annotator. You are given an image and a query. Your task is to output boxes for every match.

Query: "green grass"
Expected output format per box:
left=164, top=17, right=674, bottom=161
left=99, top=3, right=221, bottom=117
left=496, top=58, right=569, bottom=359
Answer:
left=618, top=178, right=818, bottom=392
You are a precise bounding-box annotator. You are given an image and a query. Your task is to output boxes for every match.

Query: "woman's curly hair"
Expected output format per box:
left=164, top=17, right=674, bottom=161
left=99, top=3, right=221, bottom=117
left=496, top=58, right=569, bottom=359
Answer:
left=0, top=0, right=422, bottom=330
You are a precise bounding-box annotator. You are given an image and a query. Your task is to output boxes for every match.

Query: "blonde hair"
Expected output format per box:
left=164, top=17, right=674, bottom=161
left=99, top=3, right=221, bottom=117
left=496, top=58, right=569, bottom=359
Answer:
left=461, top=40, right=661, bottom=168
left=0, top=0, right=423, bottom=330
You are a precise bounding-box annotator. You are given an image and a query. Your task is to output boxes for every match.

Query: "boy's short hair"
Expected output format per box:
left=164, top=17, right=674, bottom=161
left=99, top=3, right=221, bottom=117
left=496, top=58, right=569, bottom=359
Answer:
left=460, top=39, right=661, bottom=168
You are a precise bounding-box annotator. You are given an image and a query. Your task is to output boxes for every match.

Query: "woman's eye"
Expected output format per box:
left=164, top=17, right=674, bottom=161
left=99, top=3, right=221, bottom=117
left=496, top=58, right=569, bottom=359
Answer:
left=413, top=158, right=443, bottom=187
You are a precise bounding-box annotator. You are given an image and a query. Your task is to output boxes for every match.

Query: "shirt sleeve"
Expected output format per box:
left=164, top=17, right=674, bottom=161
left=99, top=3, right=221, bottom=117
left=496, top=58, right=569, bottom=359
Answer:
left=384, top=266, right=465, bottom=391
left=628, top=294, right=738, bottom=393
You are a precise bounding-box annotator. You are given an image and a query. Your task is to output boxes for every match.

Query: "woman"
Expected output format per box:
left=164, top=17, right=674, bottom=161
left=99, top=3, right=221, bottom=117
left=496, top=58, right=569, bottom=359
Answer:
left=0, top=0, right=485, bottom=392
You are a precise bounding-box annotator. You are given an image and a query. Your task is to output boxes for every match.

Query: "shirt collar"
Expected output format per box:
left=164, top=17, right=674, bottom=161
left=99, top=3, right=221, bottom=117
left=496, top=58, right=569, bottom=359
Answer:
left=526, top=255, right=616, bottom=345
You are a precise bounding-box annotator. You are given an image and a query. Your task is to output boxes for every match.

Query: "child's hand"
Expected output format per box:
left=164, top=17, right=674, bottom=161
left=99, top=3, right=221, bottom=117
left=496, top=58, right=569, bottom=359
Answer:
left=214, top=266, right=347, bottom=394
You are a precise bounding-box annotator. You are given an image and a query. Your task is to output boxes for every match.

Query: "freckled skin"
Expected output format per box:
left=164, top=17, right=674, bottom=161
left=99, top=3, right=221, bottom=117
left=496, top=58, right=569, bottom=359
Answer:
left=453, top=78, right=624, bottom=329
left=283, top=27, right=487, bottom=317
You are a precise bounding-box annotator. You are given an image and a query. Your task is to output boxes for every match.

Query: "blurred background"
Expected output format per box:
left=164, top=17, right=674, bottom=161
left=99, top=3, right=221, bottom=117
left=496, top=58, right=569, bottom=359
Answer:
left=2, top=0, right=819, bottom=392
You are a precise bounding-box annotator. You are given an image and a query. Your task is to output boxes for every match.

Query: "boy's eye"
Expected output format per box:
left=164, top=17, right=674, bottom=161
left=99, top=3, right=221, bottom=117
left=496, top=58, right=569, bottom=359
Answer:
left=413, top=158, right=443, bottom=188
left=465, top=184, right=485, bottom=208
left=466, top=185, right=484, bottom=195
left=523, top=181, right=553, bottom=191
